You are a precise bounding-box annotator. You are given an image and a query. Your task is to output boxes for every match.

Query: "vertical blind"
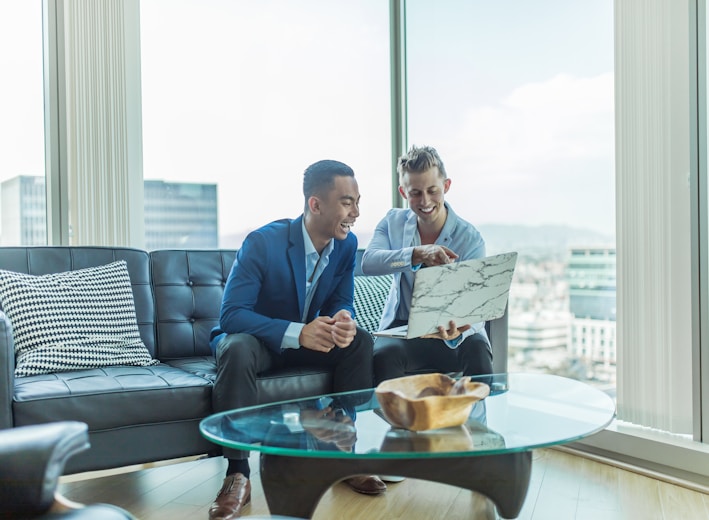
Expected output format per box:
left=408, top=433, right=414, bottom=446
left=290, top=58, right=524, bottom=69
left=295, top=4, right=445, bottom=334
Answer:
left=59, top=0, right=144, bottom=247
left=615, top=0, right=693, bottom=434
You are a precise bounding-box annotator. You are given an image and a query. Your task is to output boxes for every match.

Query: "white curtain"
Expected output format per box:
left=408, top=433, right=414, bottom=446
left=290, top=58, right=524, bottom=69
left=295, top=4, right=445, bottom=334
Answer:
left=58, top=0, right=144, bottom=247
left=615, top=0, right=693, bottom=433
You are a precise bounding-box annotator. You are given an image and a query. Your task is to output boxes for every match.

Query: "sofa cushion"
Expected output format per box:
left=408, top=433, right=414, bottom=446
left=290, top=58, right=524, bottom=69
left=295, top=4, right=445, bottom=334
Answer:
left=0, top=261, right=158, bottom=377
left=353, top=274, right=392, bottom=333
left=12, top=364, right=212, bottom=429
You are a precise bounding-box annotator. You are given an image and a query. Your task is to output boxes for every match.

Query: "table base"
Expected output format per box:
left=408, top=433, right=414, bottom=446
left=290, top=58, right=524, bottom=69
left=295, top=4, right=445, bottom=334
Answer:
left=260, top=450, right=532, bottom=519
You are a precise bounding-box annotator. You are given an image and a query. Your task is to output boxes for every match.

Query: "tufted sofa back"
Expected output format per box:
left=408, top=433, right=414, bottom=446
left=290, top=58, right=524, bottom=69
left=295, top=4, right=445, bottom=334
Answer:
left=149, top=249, right=394, bottom=361
left=148, top=248, right=508, bottom=372
left=149, top=249, right=235, bottom=360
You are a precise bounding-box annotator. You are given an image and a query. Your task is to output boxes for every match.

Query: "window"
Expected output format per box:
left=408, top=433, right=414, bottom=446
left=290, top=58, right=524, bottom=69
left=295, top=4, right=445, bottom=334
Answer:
left=406, top=0, right=616, bottom=391
left=139, top=0, right=392, bottom=250
left=0, top=1, right=46, bottom=245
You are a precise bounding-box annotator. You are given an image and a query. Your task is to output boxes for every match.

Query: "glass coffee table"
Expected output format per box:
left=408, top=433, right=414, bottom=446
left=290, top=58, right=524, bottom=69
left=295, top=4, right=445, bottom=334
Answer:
left=200, top=373, right=615, bottom=519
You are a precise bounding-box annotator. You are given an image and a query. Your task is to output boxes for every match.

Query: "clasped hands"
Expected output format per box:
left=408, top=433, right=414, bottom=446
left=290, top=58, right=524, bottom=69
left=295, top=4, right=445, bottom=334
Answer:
left=299, top=309, right=356, bottom=352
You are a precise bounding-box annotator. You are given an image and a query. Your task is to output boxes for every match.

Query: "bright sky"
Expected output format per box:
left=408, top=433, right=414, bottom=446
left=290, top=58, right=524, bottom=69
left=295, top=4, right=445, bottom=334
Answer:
left=0, top=0, right=615, bottom=242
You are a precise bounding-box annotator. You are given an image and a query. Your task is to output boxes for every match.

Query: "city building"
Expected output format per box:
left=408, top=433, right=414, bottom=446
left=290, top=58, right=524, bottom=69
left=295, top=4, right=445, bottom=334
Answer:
left=507, top=256, right=573, bottom=374
left=0, top=176, right=46, bottom=246
left=0, top=176, right=218, bottom=250
left=143, top=180, right=218, bottom=250
left=567, top=246, right=616, bottom=321
left=508, top=310, right=571, bottom=371
left=566, top=246, right=617, bottom=383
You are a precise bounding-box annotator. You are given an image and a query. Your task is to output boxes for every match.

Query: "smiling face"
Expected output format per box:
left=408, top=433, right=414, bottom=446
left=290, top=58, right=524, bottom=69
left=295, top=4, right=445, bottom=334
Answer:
left=305, top=175, right=360, bottom=252
left=399, top=166, right=451, bottom=230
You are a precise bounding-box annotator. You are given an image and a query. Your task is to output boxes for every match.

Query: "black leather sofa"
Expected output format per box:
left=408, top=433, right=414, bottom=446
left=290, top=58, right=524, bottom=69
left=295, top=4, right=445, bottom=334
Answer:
left=0, top=246, right=508, bottom=475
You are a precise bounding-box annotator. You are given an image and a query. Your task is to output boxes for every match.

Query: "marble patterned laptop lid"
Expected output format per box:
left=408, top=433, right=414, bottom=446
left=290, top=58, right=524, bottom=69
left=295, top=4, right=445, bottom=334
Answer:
left=374, top=251, right=518, bottom=339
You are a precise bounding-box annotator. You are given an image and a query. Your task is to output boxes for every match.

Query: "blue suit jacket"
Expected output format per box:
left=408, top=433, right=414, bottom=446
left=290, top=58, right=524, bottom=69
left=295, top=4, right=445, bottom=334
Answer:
left=212, top=216, right=358, bottom=353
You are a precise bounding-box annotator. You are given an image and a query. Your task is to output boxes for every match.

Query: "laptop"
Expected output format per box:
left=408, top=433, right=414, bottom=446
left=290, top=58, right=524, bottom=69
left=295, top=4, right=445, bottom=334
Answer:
left=373, top=251, right=518, bottom=339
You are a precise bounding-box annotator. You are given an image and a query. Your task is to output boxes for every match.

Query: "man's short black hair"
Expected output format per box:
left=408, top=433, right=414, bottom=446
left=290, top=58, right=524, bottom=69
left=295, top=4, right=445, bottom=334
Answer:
left=303, top=160, right=355, bottom=200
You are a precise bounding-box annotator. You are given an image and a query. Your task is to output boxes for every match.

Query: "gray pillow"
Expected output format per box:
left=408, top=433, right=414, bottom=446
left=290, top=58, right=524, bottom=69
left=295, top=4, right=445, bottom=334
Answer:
left=0, top=260, right=158, bottom=377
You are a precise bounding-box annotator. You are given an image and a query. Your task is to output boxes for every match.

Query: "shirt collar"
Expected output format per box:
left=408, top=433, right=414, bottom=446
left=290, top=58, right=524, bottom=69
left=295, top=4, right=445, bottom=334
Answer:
left=439, top=201, right=457, bottom=238
left=301, top=219, right=334, bottom=258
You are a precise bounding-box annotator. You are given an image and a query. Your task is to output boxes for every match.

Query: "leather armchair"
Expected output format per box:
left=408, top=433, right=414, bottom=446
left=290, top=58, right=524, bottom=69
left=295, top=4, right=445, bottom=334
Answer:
left=0, top=421, right=135, bottom=519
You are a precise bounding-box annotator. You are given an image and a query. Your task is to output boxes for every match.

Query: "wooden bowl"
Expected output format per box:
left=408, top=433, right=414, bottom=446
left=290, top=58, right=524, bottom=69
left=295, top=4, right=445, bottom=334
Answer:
left=375, top=373, right=490, bottom=432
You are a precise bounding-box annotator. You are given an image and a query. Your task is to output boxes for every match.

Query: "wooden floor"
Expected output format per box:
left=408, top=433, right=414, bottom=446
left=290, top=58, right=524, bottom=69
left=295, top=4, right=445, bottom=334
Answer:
left=58, top=448, right=709, bottom=519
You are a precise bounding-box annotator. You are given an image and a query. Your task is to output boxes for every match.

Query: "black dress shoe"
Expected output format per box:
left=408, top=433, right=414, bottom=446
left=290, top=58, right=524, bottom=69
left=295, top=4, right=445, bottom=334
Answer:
left=209, top=473, right=251, bottom=519
left=344, top=475, right=387, bottom=495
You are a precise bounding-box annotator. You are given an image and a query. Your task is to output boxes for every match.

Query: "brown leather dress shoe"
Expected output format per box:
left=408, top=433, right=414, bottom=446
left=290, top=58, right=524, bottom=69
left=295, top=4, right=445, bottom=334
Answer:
left=208, top=473, right=251, bottom=520
left=344, top=475, right=387, bottom=495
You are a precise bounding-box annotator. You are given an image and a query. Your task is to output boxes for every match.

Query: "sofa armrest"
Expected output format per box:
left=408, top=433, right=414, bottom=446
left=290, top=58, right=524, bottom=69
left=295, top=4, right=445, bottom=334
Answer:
left=486, top=303, right=509, bottom=375
left=0, top=421, right=89, bottom=518
left=0, top=311, right=15, bottom=428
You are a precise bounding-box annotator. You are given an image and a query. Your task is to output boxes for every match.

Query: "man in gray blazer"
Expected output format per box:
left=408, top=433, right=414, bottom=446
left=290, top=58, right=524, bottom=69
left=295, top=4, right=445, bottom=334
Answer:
left=361, top=145, right=493, bottom=384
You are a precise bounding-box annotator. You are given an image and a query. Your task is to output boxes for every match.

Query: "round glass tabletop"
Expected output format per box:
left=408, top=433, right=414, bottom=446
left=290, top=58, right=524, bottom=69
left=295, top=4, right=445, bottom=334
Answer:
left=200, top=373, right=616, bottom=459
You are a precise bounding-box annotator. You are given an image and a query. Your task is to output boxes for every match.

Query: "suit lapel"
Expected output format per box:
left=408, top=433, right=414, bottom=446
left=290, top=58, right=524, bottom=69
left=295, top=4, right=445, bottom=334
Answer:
left=288, top=217, right=306, bottom=320
left=402, top=210, right=419, bottom=248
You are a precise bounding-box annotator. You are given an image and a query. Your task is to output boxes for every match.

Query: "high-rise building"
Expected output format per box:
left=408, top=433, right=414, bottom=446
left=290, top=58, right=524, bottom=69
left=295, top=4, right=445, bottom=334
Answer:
left=0, top=176, right=218, bottom=250
left=0, top=175, right=46, bottom=246
left=567, top=246, right=616, bottom=321
left=566, top=246, right=616, bottom=382
left=143, top=180, right=218, bottom=250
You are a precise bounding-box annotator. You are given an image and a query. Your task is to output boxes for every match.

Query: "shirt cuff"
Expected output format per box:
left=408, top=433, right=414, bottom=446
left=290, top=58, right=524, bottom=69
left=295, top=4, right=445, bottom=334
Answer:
left=444, top=336, right=464, bottom=349
left=444, top=322, right=484, bottom=349
left=282, top=322, right=304, bottom=350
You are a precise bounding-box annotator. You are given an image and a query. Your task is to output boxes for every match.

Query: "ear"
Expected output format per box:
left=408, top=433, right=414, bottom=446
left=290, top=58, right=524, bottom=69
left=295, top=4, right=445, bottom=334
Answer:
left=398, top=185, right=407, bottom=200
left=443, top=178, right=451, bottom=194
left=307, top=195, right=320, bottom=214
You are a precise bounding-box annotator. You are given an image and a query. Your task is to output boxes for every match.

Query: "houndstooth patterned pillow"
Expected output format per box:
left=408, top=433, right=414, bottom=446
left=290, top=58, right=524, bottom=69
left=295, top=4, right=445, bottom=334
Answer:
left=0, top=260, right=158, bottom=377
left=353, top=274, right=392, bottom=334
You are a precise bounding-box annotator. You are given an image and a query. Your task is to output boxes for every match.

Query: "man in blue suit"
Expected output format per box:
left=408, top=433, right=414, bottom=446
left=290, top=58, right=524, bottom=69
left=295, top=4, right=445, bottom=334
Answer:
left=207, top=160, right=381, bottom=520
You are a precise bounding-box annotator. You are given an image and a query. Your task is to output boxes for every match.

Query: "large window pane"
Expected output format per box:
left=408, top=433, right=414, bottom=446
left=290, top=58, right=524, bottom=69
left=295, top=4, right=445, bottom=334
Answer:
left=0, top=2, right=46, bottom=245
left=139, top=0, right=391, bottom=250
left=406, top=1, right=615, bottom=390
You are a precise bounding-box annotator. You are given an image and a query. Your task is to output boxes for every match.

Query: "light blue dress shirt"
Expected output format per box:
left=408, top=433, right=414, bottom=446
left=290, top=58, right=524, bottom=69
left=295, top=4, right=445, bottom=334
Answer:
left=281, top=220, right=333, bottom=350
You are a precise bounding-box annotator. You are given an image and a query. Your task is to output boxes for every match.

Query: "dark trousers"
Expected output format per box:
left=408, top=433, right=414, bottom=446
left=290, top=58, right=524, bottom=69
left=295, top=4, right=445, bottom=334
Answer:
left=373, top=323, right=492, bottom=385
left=213, top=327, right=373, bottom=460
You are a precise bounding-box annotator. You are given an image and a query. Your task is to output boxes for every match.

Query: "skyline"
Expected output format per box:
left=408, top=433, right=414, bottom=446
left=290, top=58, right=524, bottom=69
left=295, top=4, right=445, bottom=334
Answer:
left=0, top=169, right=614, bottom=264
